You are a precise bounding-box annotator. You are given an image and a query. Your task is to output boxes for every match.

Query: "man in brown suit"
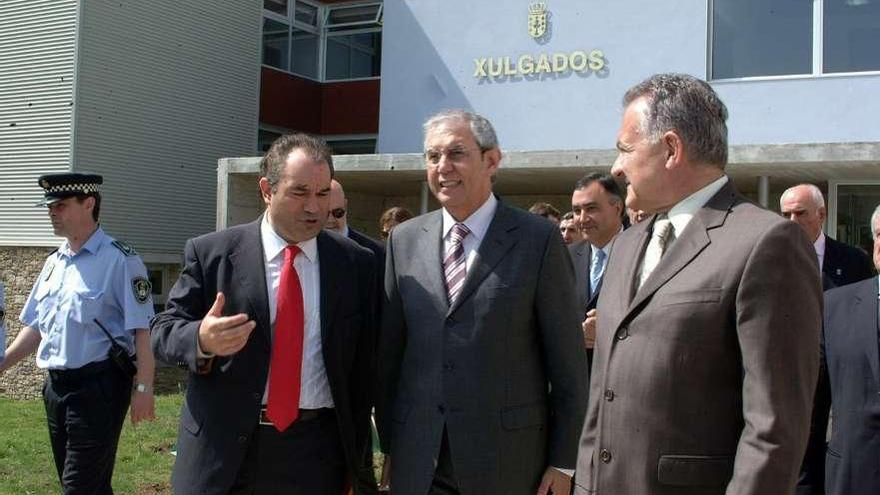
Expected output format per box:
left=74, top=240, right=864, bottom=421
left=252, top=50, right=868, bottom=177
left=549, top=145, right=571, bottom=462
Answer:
left=574, top=73, right=822, bottom=494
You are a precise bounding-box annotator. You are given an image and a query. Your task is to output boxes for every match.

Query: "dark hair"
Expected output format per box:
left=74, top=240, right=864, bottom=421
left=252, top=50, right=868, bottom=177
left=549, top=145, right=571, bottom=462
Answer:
left=75, top=193, right=101, bottom=222
left=260, top=133, right=334, bottom=190
left=528, top=202, right=561, bottom=220
left=561, top=211, right=575, bottom=221
left=623, top=73, right=729, bottom=168
left=380, top=206, right=414, bottom=228
left=574, top=173, right=624, bottom=205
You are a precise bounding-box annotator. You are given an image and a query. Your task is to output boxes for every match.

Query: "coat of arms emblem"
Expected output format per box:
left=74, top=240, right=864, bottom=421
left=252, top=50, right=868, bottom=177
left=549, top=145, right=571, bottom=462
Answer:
left=528, top=2, right=548, bottom=39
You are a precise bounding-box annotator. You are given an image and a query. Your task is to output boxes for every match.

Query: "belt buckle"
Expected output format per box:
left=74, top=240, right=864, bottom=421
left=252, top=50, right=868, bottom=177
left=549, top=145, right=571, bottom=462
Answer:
left=258, top=407, right=274, bottom=426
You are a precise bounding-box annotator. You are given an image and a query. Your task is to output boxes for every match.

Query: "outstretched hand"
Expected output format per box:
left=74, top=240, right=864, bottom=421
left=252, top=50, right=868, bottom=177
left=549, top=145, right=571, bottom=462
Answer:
left=197, top=292, right=255, bottom=356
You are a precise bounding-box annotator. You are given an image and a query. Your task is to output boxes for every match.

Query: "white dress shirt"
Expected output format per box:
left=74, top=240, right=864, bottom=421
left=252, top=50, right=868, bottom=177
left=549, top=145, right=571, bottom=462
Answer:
left=814, top=231, right=826, bottom=274
left=441, top=193, right=498, bottom=271
left=639, top=175, right=729, bottom=279
left=261, top=215, right=334, bottom=409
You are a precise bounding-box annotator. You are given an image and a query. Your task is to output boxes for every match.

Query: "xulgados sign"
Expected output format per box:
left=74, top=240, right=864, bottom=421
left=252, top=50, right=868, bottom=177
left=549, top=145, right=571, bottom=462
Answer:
left=473, top=2, right=607, bottom=80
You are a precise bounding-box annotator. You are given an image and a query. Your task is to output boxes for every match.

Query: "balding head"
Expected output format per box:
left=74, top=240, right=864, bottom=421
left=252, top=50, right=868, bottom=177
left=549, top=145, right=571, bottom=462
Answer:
left=325, top=179, right=348, bottom=233
left=780, top=184, right=826, bottom=242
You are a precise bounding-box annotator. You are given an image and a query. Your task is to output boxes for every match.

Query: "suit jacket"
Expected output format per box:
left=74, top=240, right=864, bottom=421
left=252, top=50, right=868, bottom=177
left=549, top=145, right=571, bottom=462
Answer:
left=575, top=181, right=822, bottom=495
left=151, top=218, right=377, bottom=495
left=378, top=200, right=588, bottom=495
left=821, top=236, right=874, bottom=290
left=799, top=277, right=880, bottom=495
left=570, top=241, right=600, bottom=315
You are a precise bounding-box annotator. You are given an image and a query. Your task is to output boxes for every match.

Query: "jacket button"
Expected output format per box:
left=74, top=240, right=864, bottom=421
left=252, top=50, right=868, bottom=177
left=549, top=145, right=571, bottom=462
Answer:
left=252, top=392, right=261, bottom=401
left=600, top=449, right=612, bottom=463
left=603, top=389, right=614, bottom=401
left=443, top=361, right=454, bottom=371
left=237, top=435, right=248, bottom=444
left=437, top=404, right=446, bottom=414
left=616, top=327, right=629, bottom=340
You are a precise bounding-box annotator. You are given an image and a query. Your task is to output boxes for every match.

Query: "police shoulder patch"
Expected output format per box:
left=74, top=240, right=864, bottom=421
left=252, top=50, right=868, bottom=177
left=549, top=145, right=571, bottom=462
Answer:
left=131, top=276, right=152, bottom=304
left=112, top=240, right=137, bottom=256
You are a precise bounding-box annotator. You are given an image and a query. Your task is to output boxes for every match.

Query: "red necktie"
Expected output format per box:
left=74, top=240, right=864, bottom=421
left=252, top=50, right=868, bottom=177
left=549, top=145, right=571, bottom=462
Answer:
left=266, top=245, right=304, bottom=432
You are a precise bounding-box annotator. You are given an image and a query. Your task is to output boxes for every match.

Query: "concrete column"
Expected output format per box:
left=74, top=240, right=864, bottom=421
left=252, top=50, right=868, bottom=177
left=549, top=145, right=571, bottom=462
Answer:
left=420, top=181, right=430, bottom=214
left=757, top=176, right=770, bottom=208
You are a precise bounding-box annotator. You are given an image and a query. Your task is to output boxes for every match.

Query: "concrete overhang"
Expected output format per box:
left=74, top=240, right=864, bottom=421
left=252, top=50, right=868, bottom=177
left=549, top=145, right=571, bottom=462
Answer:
left=220, top=141, right=880, bottom=197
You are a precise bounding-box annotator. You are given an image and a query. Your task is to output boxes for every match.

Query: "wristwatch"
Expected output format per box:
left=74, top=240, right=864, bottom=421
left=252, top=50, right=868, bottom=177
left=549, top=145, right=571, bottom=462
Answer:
left=134, top=382, right=150, bottom=393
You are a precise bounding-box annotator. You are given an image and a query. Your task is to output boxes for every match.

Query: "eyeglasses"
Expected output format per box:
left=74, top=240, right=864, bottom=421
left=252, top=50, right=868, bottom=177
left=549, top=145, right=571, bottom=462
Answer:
left=424, top=146, right=485, bottom=166
left=329, top=208, right=346, bottom=219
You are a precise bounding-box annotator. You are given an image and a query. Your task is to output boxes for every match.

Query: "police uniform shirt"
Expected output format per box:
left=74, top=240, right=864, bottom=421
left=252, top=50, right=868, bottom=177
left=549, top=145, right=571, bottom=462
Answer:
left=19, top=227, right=154, bottom=370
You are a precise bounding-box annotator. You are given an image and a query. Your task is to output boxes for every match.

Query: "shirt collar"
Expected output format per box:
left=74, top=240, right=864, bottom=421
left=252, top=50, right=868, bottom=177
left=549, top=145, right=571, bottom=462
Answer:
left=814, top=231, right=826, bottom=257
left=441, top=194, right=498, bottom=243
left=666, top=175, right=729, bottom=235
left=261, top=214, right=318, bottom=264
left=590, top=225, right=623, bottom=254
left=59, top=226, right=106, bottom=257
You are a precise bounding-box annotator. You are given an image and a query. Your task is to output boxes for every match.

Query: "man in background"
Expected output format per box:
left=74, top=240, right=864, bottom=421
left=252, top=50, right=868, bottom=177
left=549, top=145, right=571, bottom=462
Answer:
left=559, top=211, right=584, bottom=245
left=780, top=183, right=874, bottom=290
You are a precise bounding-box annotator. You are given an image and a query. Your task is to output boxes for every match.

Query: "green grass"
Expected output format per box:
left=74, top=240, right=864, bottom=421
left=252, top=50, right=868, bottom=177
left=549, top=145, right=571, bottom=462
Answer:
left=0, top=393, right=183, bottom=495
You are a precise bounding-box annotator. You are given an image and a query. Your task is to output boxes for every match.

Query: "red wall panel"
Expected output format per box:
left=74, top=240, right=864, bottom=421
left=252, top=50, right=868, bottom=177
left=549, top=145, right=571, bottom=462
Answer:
left=259, top=67, right=380, bottom=136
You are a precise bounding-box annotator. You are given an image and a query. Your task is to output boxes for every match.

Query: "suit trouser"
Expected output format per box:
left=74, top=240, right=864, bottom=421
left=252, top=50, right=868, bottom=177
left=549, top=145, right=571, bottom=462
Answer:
left=429, top=427, right=461, bottom=495
left=43, top=359, right=132, bottom=495
left=230, top=409, right=346, bottom=495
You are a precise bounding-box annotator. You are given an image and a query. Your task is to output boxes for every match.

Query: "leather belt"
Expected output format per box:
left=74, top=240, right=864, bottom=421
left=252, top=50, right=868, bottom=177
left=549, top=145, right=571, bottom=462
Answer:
left=258, top=407, right=332, bottom=426
left=47, top=359, right=115, bottom=383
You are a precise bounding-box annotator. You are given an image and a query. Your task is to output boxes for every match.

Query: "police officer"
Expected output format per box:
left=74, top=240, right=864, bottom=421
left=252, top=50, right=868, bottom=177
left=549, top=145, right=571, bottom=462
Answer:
left=0, top=173, right=156, bottom=494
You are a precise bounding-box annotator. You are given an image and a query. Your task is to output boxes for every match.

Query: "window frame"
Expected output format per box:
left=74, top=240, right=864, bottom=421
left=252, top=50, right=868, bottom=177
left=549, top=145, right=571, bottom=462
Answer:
left=708, top=0, right=880, bottom=82
left=261, top=0, right=382, bottom=83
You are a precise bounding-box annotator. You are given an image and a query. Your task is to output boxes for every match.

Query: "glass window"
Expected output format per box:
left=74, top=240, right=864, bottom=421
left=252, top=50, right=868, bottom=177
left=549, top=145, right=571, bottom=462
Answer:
left=264, top=0, right=288, bottom=16
left=824, top=0, right=880, bottom=73
left=712, top=0, right=812, bottom=79
left=326, top=32, right=381, bottom=80
left=327, top=138, right=377, bottom=155
left=294, top=1, right=319, bottom=27
left=326, top=4, right=381, bottom=28
left=262, top=18, right=290, bottom=71
left=258, top=129, right=283, bottom=153
left=292, top=28, right=319, bottom=79
left=835, top=184, right=880, bottom=253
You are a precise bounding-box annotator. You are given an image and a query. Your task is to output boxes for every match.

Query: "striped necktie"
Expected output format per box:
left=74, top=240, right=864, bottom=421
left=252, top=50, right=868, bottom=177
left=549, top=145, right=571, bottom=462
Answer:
left=443, top=223, right=471, bottom=305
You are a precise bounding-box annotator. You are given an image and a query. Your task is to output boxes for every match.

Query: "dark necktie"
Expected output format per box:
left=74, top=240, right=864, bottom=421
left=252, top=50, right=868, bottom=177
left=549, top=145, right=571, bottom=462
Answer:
left=266, top=245, right=304, bottom=432
left=443, top=223, right=471, bottom=304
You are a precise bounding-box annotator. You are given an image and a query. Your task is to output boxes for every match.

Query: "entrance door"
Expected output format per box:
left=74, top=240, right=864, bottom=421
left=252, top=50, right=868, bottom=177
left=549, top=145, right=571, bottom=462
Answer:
left=829, top=181, right=880, bottom=254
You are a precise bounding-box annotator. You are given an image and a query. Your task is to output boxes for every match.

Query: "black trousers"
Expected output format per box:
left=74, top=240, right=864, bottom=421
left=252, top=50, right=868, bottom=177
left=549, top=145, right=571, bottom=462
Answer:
left=230, top=409, right=346, bottom=495
left=43, top=360, right=132, bottom=495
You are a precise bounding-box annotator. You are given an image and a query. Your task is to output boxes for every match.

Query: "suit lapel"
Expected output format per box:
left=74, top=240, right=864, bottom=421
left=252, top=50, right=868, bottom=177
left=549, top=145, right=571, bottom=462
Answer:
left=857, top=280, right=880, bottom=390
left=448, top=203, right=518, bottom=315
left=623, top=183, right=736, bottom=322
left=228, top=219, right=271, bottom=350
left=317, top=231, right=343, bottom=341
left=413, top=212, right=449, bottom=310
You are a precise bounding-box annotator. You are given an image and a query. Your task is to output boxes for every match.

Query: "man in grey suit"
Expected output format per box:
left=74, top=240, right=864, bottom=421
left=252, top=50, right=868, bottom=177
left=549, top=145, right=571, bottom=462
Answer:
left=378, top=109, right=587, bottom=495
left=569, top=173, right=624, bottom=360
left=575, top=73, right=822, bottom=494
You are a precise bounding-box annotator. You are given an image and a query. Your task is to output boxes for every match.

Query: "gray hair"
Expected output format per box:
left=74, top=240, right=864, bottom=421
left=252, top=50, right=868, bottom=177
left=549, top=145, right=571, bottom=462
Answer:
left=423, top=109, right=499, bottom=151
left=871, top=204, right=880, bottom=239
left=780, top=183, right=825, bottom=210
left=623, top=73, right=729, bottom=168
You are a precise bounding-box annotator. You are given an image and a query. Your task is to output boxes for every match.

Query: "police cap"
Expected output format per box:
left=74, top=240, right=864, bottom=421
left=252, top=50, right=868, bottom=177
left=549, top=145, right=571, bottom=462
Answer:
left=36, top=173, right=103, bottom=206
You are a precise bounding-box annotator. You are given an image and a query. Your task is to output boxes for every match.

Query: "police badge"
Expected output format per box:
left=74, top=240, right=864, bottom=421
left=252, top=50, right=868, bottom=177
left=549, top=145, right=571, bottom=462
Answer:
left=131, top=276, right=152, bottom=304
left=528, top=2, right=548, bottom=39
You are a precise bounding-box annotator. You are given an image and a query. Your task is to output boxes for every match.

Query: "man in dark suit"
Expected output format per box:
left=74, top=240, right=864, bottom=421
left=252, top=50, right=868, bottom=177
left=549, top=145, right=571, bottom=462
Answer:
left=378, top=110, right=587, bottom=495
left=326, top=179, right=386, bottom=263
left=799, top=204, right=880, bottom=495
left=151, top=133, right=377, bottom=494
left=780, top=183, right=874, bottom=290
left=569, top=173, right=624, bottom=360
left=575, top=73, right=821, bottom=494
